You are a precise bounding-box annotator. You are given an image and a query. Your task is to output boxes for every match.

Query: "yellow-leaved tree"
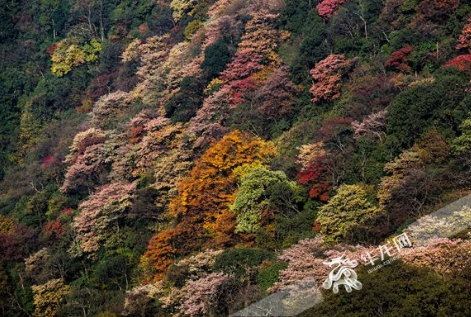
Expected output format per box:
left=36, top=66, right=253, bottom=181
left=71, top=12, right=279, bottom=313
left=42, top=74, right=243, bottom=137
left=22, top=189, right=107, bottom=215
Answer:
left=51, top=39, right=101, bottom=77
left=32, top=278, right=70, bottom=317
left=142, top=130, right=276, bottom=281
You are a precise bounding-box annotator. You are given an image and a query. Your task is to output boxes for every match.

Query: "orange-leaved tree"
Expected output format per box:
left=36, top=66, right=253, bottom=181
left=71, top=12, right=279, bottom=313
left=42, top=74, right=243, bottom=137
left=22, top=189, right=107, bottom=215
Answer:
left=142, top=130, right=276, bottom=281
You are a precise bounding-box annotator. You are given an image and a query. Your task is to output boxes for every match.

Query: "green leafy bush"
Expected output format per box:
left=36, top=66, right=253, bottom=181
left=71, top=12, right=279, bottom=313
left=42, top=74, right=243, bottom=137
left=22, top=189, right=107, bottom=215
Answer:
left=257, top=262, right=288, bottom=291
left=213, top=248, right=275, bottom=277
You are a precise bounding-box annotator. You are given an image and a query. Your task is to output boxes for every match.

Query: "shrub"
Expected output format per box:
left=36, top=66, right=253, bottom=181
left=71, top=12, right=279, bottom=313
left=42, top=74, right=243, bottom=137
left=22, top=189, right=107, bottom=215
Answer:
left=257, top=262, right=288, bottom=291
left=201, top=40, right=232, bottom=79
left=317, top=184, right=379, bottom=244
left=213, top=248, right=275, bottom=277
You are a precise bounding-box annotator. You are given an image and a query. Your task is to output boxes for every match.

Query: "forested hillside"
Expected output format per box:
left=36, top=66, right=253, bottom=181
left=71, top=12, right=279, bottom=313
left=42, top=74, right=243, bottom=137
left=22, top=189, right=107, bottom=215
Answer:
left=2, top=0, right=471, bottom=316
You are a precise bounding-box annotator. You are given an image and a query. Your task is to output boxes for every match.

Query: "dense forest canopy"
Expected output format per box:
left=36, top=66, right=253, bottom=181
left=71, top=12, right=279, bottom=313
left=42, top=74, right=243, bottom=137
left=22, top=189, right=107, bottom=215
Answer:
left=2, top=0, right=471, bottom=316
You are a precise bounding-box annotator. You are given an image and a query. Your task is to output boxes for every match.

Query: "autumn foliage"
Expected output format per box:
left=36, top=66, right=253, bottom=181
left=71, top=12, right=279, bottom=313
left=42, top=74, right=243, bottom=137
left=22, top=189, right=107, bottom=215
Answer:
left=310, top=55, right=356, bottom=103
left=296, top=142, right=331, bottom=202
left=73, top=182, right=137, bottom=253
left=61, top=128, right=109, bottom=193
left=44, top=220, right=66, bottom=238
left=32, top=279, right=70, bottom=317
left=0, top=215, right=15, bottom=235
left=385, top=46, right=414, bottom=73
left=0, top=224, right=36, bottom=262
left=457, top=17, right=471, bottom=52
left=254, top=67, right=297, bottom=120
left=444, top=54, right=471, bottom=73
left=351, top=110, right=388, bottom=140
left=316, top=0, right=347, bottom=20
left=51, top=39, right=101, bottom=77
left=416, top=0, right=459, bottom=25
left=4, top=0, right=471, bottom=315
left=143, top=130, right=276, bottom=280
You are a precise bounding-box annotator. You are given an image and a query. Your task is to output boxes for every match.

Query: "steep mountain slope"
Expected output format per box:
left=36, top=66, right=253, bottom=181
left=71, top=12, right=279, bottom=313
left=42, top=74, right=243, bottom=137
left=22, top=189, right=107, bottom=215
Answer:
left=1, top=0, right=471, bottom=316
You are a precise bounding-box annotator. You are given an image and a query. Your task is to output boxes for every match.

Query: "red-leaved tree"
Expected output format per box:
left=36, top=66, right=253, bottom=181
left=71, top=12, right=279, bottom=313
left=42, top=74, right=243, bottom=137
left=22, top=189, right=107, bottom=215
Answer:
left=444, top=54, right=471, bottom=76
left=297, top=142, right=331, bottom=202
left=385, top=46, right=414, bottom=73
left=316, top=0, right=347, bottom=20
left=44, top=220, right=66, bottom=238
left=310, top=54, right=357, bottom=103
